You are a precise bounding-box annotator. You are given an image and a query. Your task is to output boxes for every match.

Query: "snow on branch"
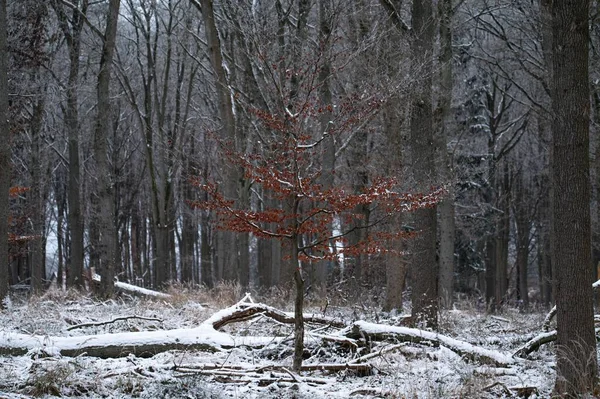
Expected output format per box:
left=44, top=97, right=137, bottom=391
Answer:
left=344, top=321, right=514, bottom=367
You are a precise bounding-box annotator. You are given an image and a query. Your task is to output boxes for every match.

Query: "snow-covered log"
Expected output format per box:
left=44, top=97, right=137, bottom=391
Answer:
left=0, top=298, right=341, bottom=359
left=344, top=321, right=513, bottom=367
left=0, top=324, right=276, bottom=358
left=92, top=274, right=171, bottom=299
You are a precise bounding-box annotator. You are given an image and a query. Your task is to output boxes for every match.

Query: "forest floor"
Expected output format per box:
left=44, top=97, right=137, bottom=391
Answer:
left=0, top=284, right=556, bottom=398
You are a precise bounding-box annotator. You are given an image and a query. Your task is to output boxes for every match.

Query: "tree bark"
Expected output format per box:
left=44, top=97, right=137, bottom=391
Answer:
left=93, top=0, right=121, bottom=298
left=316, top=0, right=334, bottom=290
left=551, top=0, right=597, bottom=394
left=514, top=171, right=530, bottom=308
left=409, top=0, right=438, bottom=329
left=196, top=0, right=246, bottom=287
left=436, top=0, right=455, bottom=309
left=50, top=0, right=87, bottom=289
left=29, top=97, right=46, bottom=292
left=0, top=0, right=10, bottom=306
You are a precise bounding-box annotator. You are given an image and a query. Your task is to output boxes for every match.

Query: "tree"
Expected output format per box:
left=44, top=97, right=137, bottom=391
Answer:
left=436, top=0, right=456, bottom=309
left=50, top=0, right=87, bottom=289
left=190, top=0, right=248, bottom=287
left=93, top=0, right=121, bottom=298
left=409, top=0, right=438, bottom=329
left=193, top=86, right=443, bottom=370
left=0, top=0, right=10, bottom=306
left=551, top=0, right=597, bottom=395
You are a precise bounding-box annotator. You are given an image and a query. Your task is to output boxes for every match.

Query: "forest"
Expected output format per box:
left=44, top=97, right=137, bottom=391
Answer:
left=0, top=0, right=598, bottom=397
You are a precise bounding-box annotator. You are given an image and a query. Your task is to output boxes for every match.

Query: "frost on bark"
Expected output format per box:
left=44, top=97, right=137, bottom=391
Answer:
left=550, top=0, right=597, bottom=394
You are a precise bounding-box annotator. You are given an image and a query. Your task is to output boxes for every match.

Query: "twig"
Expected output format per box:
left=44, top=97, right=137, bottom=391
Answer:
left=67, top=315, right=163, bottom=331
left=483, top=381, right=512, bottom=395
left=349, top=343, right=408, bottom=364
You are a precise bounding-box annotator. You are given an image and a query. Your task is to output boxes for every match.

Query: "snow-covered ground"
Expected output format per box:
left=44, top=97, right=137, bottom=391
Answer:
left=0, top=288, right=556, bottom=398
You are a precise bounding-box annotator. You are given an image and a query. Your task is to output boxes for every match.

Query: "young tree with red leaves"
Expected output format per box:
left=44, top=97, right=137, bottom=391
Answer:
left=192, top=92, right=443, bottom=370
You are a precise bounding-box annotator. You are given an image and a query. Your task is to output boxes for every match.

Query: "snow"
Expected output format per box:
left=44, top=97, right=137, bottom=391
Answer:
left=0, top=292, right=557, bottom=398
left=352, top=320, right=515, bottom=367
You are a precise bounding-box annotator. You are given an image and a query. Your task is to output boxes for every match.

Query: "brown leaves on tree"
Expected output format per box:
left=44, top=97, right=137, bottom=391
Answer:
left=190, top=87, right=445, bottom=265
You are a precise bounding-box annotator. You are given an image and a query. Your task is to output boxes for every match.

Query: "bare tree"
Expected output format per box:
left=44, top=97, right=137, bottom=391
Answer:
left=0, top=0, right=10, bottom=305
left=409, top=0, right=438, bottom=329
left=50, top=0, right=88, bottom=288
left=93, top=0, right=121, bottom=298
left=436, top=0, right=456, bottom=309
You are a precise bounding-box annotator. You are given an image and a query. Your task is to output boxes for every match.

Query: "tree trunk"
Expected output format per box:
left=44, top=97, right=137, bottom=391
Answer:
left=494, top=163, right=510, bottom=309
left=50, top=0, right=88, bottom=289
left=436, top=0, right=456, bottom=309
left=314, top=0, right=334, bottom=290
left=197, top=0, right=245, bottom=286
left=382, top=103, right=406, bottom=311
left=409, top=0, right=438, bottom=329
left=29, top=97, right=46, bottom=292
left=93, top=0, right=121, bottom=298
left=514, top=171, right=530, bottom=308
left=0, top=0, right=10, bottom=306
left=551, top=0, right=597, bottom=394
left=292, top=243, right=305, bottom=371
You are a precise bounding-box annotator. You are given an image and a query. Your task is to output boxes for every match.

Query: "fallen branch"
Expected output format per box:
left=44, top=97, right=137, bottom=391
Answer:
left=513, top=331, right=556, bottom=358
left=67, top=315, right=163, bottom=331
left=542, top=279, right=600, bottom=332
left=92, top=274, right=171, bottom=299
left=206, top=300, right=346, bottom=330
left=514, top=327, right=600, bottom=358
left=173, top=362, right=372, bottom=375
left=541, top=306, right=556, bottom=332
left=349, top=343, right=408, bottom=364
left=173, top=367, right=330, bottom=385
left=344, top=321, right=513, bottom=367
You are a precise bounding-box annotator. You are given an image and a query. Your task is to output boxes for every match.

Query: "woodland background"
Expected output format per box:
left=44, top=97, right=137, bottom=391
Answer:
left=0, top=0, right=575, bottom=309
left=1, top=0, right=600, bottom=396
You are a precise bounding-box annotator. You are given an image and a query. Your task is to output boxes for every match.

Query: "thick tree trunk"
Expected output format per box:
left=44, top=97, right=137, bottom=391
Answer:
left=551, top=0, right=597, bottom=394
left=409, top=0, right=438, bottom=329
left=0, top=0, right=10, bottom=306
left=93, top=0, right=121, bottom=298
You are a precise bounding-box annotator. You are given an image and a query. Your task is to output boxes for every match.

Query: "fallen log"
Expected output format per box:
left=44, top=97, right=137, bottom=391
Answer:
left=344, top=321, right=513, bottom=367
left=0, top=325, right=279, bottom=358
left=0, top=299, right=341, bottom=359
